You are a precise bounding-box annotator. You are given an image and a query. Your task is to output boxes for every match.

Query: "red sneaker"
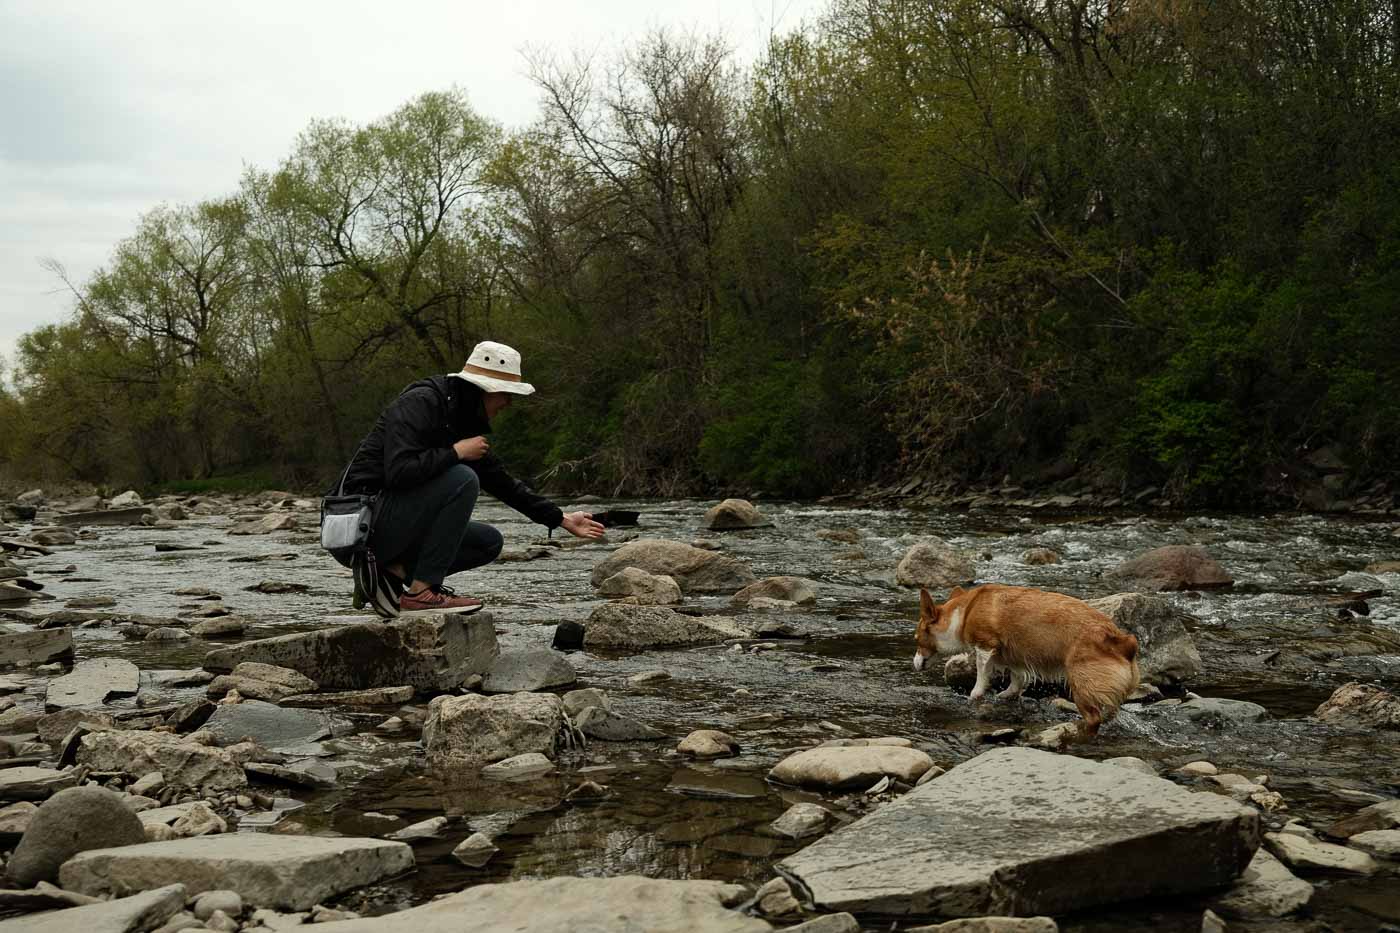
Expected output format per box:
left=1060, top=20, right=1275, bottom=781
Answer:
left=399, top=584, right=483, bottom=615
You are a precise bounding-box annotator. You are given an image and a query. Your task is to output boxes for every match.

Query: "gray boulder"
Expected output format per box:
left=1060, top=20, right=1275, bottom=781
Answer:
left=597, top=567, right=683, bottom=605
left=894, top=538, right=975, bottom=589
left=204, top=614, right=498, bottom=692
left=424, top=692, right=565, bottom=770
left=76, top=731, right=246, bottom=793
left=303, top=876, right=769, bottom=932
left=228, top=513, right=296, bottom=535
left=1313, top=682, right=1400, bottom=730
left=8, top=785, right=146, bottom=885
left=1106, top=545, right=1233, bottom=591
left=481, top=649, right=576, bottom=694
left=778, top=747, right=1258, bottom=916
left=59, top=834, right=414, bottom=911
left=703, top=499, right=773, bottom=530
left=584, top=603, right=749, bottom=650
left=590, top=539, right=756, bottom=594
left=1086, top=593, right=1204, bottom=686
left=206, top=662, right=316, bottom=702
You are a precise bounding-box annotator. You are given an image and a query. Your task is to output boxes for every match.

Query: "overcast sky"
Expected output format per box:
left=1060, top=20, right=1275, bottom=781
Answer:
left=0, top=0, right=825, bottom=375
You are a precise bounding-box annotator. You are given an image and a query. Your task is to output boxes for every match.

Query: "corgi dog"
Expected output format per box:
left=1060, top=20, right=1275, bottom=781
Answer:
left=913, top=584, right=1141, bottom=739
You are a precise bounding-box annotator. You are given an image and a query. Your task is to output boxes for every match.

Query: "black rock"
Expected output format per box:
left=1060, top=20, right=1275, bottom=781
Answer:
left=552, top=620, right=586, bottom=652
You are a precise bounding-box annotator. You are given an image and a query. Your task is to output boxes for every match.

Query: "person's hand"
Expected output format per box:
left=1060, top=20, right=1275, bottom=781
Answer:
left=453, top=436, right=489, bottom=461
left=561, top=511, right=605, bottom=539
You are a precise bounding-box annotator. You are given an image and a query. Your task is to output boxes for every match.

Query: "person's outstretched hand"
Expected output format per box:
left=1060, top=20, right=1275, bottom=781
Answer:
left=561, top=511, right=605, bottom=539
left=454, top=436, right=489, bottom=461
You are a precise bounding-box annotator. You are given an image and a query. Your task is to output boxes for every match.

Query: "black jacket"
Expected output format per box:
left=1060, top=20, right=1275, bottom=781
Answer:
left=331, top=375, right=563, bottom=529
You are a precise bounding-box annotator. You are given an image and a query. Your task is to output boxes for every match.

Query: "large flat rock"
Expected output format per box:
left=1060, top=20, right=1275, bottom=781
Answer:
left=311, top=876, right=771, bottom=932
left=58, top=834, right=414, bottom=911
left=203, top=614, right=497, bottom=691
left=778, top=748, right=1259, bottom=917
left=0, top=767, right=79, bottom=801
left=425, top=692, right=565, bottom=770
left=76, top=730, right=246, bottom=793
left=45, top=659, right=140, bottom=710
left=583, top=603, right=749, bottom=649
left=0, top=882, right=185, bottom=933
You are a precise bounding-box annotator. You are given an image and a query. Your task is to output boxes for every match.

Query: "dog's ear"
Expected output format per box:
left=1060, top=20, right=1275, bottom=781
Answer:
left=949, top=585, right=964, bottom=598
left=919, top=587, right=937, bottom=618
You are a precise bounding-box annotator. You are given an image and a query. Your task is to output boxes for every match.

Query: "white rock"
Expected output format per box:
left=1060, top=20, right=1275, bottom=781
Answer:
left=451, top=832, right=499, bottom=868
left=1265, top=832, right=1376, bottom=875
left=769, top=746, right=934, bottom=790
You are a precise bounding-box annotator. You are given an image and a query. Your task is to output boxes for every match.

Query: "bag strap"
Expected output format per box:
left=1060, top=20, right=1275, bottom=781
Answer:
left=333, top=438, right=368, bottom=497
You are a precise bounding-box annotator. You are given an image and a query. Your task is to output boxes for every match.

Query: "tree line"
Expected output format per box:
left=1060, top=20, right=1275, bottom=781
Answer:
left=3, top=0, right=1398, bottom=505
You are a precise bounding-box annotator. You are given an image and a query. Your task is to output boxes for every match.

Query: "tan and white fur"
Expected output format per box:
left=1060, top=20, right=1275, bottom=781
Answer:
left=913, top=584, right=1141, bottom=740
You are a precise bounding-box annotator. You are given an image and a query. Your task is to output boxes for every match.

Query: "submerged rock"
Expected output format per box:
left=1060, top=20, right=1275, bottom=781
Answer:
left=583, top=603, right=749, bottom=649
left=204, top=614, right=498, bottom=692
left=575, top=706, right=665, bottom=741
left=305, top=876, right=768, bottom=932
left=8, top=785, right=147, bottom=886
left=1086, top=593, right=1204, bottom=685
left=1106, top=545, right=1233, bottom=591
left=1313, top=682, right=1400, bottom=730
left=424, top=692, right=565, bottom=770
left=452, top=832, right=499, bottom=867
left=731, top=576, right=817, bottom=608
left=59, top=834, right=414, bottom=911
left=590, top=539, right=756, bottom=594
left=678, top=730, right=740, bottom=759
left=1021, top=548, right=1061, bottom=566
left=703, top=498, right=773, bottom=530
left=778, top=747, right=1258, bottom=916
left=894, top=538, right=975, bottom=589
left=771, top=802, right=831, bottom=840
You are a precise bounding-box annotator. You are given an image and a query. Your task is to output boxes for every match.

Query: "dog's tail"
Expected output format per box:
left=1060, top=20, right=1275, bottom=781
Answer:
left=1070, top=631, right=1142, bottom=740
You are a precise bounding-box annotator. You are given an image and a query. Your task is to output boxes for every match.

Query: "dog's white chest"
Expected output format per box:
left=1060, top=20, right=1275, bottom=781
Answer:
left=935, top=606, right=965, bottom=653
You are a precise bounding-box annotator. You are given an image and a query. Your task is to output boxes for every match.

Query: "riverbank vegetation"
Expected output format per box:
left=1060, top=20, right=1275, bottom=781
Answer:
left=3, top=0, right=1398, bottom=505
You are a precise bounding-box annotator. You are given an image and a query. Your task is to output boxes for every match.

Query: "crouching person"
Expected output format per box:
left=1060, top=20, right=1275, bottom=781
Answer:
left=327, top=340, right=603, bottom=616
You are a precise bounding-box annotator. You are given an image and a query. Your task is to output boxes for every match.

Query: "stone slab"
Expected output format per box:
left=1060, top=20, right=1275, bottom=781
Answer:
left=481, top=649, right=576, bottom=693
left=203, top=615, right=497, bottom=691
left=58, top=834, right=414, bottom=911
left=0, top=882, right=185, bottom=933
left=0, top=627, right=73, bottom=665
left=45, top=659, right=140, bottom=710
left=54, top=507, right=154, bottom=527
left=0, top=767, right=79, bottom=800
left=778, top=747, right=1259, bottom=917
left=309, top=876, right=770, bottom=932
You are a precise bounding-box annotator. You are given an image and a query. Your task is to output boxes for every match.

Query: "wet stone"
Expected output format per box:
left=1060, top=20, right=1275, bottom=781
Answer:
left=1171, top=697, right=1268, bottom=725
left=481, top=648, right=576, bottom=694
left=769, top=746, right=933, bottom=790
left=772, top=802, right=831, bottom=840
left=1265, top=832, right=1376, bottom=874
left=590, top=538, right=757, bottom=594
left=452, top=832, right=499, bottom=867
left=44, top=658, right=140, bottom=710
left=204, top=699, right=333, bottom=750
left=575, top=706, right=666, bottom=741
left=1211, top=848, right=1314, bottom=918
left=481, top=752, right=554, bottom=781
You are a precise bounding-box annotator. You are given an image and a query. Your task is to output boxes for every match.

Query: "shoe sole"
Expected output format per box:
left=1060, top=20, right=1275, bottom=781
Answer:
left=398, top=603, right=484, bottom=617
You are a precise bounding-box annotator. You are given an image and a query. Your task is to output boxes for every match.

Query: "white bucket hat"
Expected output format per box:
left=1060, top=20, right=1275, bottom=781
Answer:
left=450, top=341, right=536, bottom=396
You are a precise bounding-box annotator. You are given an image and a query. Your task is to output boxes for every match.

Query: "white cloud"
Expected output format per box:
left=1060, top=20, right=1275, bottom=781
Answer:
left=0, top=0, right=826, bottom=373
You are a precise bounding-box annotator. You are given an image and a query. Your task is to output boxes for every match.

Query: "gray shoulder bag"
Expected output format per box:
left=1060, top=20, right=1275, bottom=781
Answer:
left=319, top=454, right=376, bottom=559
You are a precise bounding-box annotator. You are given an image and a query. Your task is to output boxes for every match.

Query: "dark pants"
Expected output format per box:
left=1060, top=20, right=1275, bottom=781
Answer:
left=369, top=465, right=503, bottom=587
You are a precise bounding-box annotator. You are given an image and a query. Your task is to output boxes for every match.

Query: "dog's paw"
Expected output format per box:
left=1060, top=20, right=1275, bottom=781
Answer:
left=968, top=688, right=987, bottom=702
left=997, top=689, right=1024, bottom=701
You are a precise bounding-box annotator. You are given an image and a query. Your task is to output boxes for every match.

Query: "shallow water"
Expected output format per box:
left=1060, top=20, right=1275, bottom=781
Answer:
left=7, top=497, right=1400, bottom=930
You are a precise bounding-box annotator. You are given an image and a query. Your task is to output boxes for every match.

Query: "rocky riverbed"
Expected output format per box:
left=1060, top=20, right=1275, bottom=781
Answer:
left=0, top=488, right=1399, bottom=931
